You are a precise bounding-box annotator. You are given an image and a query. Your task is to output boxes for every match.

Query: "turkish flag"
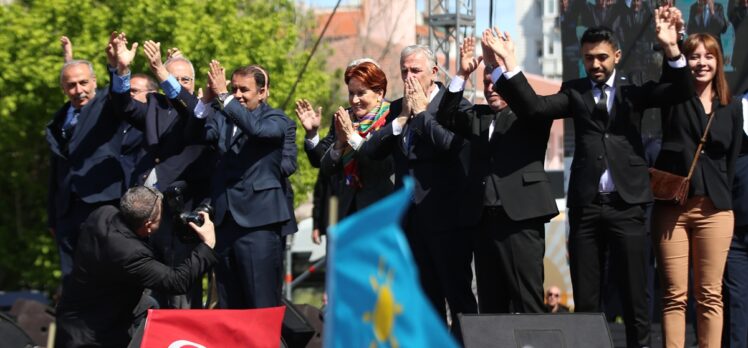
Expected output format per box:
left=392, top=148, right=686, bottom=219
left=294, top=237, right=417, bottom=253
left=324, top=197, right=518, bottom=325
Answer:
left=140, top=306, right=285, bottom=348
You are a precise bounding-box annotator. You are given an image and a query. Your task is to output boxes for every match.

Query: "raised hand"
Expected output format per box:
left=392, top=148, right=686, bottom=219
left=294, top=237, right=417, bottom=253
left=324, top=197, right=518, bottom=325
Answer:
left=143, top=40, right=169, bottom=82
left=483, top=27, right=517, bottom=71
left=166, top=47, right=183, bottom=60
left=405, top=76, right=428, bottom=115
left=207, top=59, right=228, bottom=96
left=113, top=32, right=138, bottom=75
left=458, top=36, right=483, bottom=79
left=654, top=5, right=682, bottom=59
left=294, top=99, right=322, bottom=136
left=61, top=36, right=73, bottom=63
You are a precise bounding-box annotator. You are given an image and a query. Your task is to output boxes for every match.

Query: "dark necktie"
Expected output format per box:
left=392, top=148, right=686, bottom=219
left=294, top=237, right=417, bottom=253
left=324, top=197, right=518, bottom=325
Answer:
left=595, top=83, right=609, bottom=124
left=62, top=109, right=80, bottom=140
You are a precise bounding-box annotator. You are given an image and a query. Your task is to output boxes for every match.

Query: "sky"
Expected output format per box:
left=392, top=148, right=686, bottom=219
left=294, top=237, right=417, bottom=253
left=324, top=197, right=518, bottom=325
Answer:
left=302, top=0, right=515, bottom=38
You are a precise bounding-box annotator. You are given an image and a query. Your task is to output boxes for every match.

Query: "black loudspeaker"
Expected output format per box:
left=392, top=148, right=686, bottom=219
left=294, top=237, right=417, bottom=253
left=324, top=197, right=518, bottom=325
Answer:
left=281, top=298, right=316, bottom=348
left=0, top=312, right=35, bottom=348
left=9, top=299, right=55, bottom=346
left=459, top=313, right=614, bottom=348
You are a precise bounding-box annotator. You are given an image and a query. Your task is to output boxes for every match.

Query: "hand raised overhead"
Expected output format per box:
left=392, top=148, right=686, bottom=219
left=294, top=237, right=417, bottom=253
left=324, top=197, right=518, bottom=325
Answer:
left=654, top=5, right=682, bottom=58
left=113, top=32, right=138, bottom=75
left=483, top=27, right=517, bottom=71
left=294, top=99, right=322, bottom=135
left=143, top=40, right=169, bottom=82
left=166, top=47, right=183, bottom=60
left=207, top=59, right=228, bottom=98
left=61, top=36, right=73, bottom=63
left=457, top=36, right=483, bottom=79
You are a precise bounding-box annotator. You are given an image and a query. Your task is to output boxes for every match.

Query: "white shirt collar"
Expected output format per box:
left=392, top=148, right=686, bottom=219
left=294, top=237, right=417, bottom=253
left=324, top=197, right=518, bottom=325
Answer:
left=590, top=70, right=616, bottom=90
left=427, top=84, right=440, bottom=103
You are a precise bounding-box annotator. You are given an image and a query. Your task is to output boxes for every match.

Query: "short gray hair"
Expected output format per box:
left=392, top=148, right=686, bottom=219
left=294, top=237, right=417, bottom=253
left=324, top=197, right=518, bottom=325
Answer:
left=120, top=186, right=162, bottom=229
left=400, top=45, right=437, bottom=67
left=59, top=60, right=96, bottom=86
left=164, top=57, right=195, bottom=78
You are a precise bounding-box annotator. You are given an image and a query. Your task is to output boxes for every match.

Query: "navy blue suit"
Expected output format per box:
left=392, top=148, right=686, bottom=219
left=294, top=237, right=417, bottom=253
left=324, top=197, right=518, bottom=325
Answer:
left=198, top=99, right=291, bottom=308
left=111, top=84, right=215, bottom=308
left=280, top=118, right=298, bottom=236
left=46, top=88, right=127, bottom=286
left=360, top=84, right=478, bottom=331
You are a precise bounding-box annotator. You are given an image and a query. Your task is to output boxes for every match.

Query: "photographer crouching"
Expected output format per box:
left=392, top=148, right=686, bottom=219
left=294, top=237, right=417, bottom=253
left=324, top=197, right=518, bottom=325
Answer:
left=55, top=186, right=217, bottom=348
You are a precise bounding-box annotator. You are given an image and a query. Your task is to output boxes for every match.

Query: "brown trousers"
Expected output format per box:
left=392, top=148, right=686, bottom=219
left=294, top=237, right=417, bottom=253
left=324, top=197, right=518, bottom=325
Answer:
left=652, top=196, right=734, bottom=348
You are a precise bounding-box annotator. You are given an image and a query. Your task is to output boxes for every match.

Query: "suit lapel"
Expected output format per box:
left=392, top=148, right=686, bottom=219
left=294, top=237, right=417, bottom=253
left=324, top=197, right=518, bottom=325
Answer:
left=46, top=104, right=69, bottom=158
left=68, top=91, right=105, bottom=153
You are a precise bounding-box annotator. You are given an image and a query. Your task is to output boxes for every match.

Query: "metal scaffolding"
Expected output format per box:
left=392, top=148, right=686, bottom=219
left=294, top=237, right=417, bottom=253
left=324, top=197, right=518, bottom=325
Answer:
left=427, top=0, right=477, bottom=101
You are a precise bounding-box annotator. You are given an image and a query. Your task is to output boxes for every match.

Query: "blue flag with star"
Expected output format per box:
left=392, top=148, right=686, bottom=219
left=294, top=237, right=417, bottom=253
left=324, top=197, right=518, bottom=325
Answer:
left=323, top=177, right=458, bottom=348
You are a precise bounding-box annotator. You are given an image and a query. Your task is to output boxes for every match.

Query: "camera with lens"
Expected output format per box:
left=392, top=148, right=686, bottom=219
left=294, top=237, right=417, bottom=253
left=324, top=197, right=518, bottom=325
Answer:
left=164, top=181, right=213, bottom=243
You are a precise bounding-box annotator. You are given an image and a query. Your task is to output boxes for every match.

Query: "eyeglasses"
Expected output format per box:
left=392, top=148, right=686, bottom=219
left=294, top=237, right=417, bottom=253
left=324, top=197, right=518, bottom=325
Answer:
left=143, top=186, right=161, bottom=222
left=175, top=76, right=194, bottom=83
left=547, top=293, right=560, bottom=298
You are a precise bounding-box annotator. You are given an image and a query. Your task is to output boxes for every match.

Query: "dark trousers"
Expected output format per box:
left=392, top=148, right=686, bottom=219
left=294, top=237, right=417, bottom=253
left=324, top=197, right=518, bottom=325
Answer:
left=568, top=193, right=650, bottom=348
left=214, top=214, right=283, bottom=309
left=474, top=206, right=546, bottom=313
left=404, top=222, right=477, bottom=332
left=723, top=226, right=748, bottom=348
left=55, top=198, right=107, bottom=291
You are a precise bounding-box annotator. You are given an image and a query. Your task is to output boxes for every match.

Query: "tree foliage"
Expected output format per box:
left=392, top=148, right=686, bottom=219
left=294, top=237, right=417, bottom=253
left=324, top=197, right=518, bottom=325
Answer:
left=0, top=0, right=332, bottom=293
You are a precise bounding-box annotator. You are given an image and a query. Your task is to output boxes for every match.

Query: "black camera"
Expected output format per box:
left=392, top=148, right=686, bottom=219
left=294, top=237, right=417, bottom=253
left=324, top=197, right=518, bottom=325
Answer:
left=164, top=181, right=213, bottom=243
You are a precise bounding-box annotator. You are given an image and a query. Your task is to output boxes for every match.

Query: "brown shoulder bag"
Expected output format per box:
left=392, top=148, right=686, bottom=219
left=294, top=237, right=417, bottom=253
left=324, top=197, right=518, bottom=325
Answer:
left=649, top=111, right=715, bottom=206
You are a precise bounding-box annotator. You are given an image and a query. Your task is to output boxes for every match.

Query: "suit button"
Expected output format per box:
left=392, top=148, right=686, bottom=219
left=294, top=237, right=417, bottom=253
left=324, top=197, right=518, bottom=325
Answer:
left=597, top=155, right=603, bottom=160
left=482, top=181, right=486, bottom=185
left=700, top=150, right=705, bottom=154
left=142, top=174, right=147, bottom=179
left=604, top=134, right=609, bottom=139
left=155, top=158, right=160, bottom=164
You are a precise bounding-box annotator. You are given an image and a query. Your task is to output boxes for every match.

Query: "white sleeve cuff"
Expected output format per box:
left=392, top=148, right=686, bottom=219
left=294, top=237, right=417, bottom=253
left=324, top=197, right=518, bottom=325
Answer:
left=392, top=120, right=403, bottom=136
left=503, top=66, right=521, bottom=80
left=223, top=95, right=234, bottom=107
left=448, top=76, right=466, bottom=92
left=194, top=100, right=207, bottom=119
left=666, top=55, right=687, bottom=68
left=304, top=133, right=320, bottom=148
left=348, top=133, right=364, bottom=150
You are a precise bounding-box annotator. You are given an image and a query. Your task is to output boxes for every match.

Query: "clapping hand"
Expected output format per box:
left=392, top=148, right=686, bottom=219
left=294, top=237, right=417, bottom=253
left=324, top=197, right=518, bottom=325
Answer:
left=294, top=99, right=322, bottom=137
left=457, top=36, right=482, bottom=79
left=404, top=76, right=428, bottom=115
left=166, top=47, right=183, bottom=60
left=143, top=40, right=169, bottom=82
left=483, top=27, right=517, bottom=71
left=333, top=106, right=354, bottom=147
left=113, top=32, right=138, bottom=75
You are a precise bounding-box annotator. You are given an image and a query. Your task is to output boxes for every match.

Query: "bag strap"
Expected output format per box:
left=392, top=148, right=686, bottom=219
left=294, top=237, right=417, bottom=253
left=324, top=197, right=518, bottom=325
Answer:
left=686, top=110, right=716, bottom=180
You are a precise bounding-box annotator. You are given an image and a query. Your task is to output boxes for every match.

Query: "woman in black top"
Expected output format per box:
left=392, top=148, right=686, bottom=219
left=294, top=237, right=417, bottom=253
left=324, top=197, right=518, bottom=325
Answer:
left=652, top=32, right=744, bottom=348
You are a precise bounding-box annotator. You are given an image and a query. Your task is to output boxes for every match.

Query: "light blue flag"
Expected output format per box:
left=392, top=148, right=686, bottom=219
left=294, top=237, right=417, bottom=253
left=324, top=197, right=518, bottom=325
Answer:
left=323, top=177, right=458, bottom=348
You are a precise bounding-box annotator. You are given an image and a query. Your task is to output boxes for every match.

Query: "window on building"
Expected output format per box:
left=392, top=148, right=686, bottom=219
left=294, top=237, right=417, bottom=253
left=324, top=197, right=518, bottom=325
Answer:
left=536, top=40, right=543, bottom=57
left=536, top=0, right=543, bottom=17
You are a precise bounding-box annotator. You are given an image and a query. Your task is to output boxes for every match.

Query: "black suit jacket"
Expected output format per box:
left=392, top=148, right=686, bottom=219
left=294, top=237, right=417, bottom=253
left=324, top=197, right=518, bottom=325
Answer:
left=360, top=83, right=471, bottom=233
left=304, top=123, right=335, bottom=168
left=111, top=88, right=214, bottom=190
left=656, top=96, right=744, bottom=209
left=437, top=89, right=559, bottom=225
left=688, top=2, right=728, bottom=46
left=201, top=101, right=292, bottom=228
left=733, top=133, right=748, bottom=226
left=496, top=65, right=694, bottom=208
left=46, top=89, right=126, bottom=226
left=281, top=119, right=299, bottom=235
left=56, top=206, right=216, bottom=347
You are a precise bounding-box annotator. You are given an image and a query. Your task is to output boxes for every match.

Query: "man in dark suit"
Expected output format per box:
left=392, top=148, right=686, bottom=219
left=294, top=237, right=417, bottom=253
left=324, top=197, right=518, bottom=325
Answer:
left=485, top=14, right=691, bottom=346
left=360, top=45, right=477, bottom=332
left=55, top=186, right=217, bottom=348
left=436, top=37, right=559, bottom=314
left=192, top=61, right=292, bottom=309
left=110, top=36, right=214, bottom=308
left=688, top=0, right=728, bottom=51
left=723, top=92, right=748, bottom=348
left=47, top=51, right=128, bottom=288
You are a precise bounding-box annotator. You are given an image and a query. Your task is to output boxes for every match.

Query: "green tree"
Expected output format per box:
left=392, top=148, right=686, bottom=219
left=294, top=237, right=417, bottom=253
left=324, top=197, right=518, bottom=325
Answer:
left=0, top=0, right=331, bottom=294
